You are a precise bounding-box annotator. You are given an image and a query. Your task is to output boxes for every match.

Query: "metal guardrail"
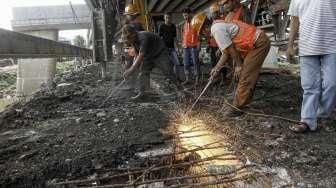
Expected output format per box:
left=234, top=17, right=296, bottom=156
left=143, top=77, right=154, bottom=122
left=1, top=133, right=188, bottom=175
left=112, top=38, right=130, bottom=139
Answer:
left=11, top=17, right=91, bottom=27
left=0, top=28, right=92, bottom=58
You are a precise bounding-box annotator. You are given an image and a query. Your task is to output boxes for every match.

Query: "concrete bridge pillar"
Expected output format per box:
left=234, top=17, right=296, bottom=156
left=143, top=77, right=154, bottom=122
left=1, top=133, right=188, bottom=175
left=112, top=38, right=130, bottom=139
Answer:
left=16, top=30, right=58, bottom=97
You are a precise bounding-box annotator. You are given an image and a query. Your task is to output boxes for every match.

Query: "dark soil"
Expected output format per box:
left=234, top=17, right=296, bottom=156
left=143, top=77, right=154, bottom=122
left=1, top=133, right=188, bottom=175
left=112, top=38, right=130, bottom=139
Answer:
left=189, top=70, right=336, bottom=187
left=0, top=63, right=172, bottom=187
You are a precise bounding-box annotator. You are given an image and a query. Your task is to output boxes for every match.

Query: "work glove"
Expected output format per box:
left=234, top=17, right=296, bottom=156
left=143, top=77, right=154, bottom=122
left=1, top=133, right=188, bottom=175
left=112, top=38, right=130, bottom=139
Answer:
left=210, top=67, right=220, bottom=78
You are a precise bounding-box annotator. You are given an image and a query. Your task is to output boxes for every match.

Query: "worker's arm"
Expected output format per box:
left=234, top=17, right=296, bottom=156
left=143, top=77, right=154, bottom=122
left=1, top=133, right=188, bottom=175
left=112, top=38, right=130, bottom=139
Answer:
left=210, top=50, right=229, bottom=78
left=286, top=16, right=299, bottom=63
left=123, top=52, right=144, bottom=79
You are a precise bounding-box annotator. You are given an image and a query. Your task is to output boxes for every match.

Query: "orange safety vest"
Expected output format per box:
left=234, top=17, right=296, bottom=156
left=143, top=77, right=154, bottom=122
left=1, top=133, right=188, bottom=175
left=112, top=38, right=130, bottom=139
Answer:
left=213, top=19, right=256, bottom=57
left=182, top=21, right=198, bottom=48
left=209, top=9, right=242, bottom=48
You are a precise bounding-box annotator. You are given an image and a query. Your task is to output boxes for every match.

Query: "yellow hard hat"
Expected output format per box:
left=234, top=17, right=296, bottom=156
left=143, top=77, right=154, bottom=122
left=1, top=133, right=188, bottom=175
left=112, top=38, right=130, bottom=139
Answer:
left=210, top=3, right=220, bottom=14
left=191, top=13, right=207, bottom=35
left=124, top=4, right=139, bottom=15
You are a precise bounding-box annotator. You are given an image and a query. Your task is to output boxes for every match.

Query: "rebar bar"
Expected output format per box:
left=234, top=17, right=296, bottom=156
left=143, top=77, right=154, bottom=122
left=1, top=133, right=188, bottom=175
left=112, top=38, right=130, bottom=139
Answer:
left=49, top=153, right=235, bottom=186
left=82, top=165, right=254, bottom=188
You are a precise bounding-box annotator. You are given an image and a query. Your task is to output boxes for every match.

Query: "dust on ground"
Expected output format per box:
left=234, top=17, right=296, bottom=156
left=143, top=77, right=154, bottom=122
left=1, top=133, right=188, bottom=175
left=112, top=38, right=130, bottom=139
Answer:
left=0, top=61, right=335, bottom=187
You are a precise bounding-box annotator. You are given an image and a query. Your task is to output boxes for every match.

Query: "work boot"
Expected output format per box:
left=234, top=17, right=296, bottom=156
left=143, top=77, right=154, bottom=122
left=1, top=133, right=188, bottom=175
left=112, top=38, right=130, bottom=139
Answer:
left=224, top=107, right=244, bottom=117
left=182, top=74, right=191, bottom=85
left=194, top=76, right=200, bottom=87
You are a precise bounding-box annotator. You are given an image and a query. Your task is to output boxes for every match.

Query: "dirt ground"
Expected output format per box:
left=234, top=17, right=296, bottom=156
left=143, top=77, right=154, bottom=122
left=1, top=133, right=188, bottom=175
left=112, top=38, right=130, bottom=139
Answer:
left=193, top=71, right=336, bottom=187
left=0, top=61, right=335, bottom=187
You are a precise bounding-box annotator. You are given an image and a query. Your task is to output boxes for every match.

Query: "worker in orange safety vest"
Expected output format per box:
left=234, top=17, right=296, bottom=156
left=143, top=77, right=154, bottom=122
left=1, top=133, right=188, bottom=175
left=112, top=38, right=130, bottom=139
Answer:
left=208, top=1, right=252, bottom=85
left=181, top=8, right=200, bottom=86
left=192, top=12, right=270, bottom=117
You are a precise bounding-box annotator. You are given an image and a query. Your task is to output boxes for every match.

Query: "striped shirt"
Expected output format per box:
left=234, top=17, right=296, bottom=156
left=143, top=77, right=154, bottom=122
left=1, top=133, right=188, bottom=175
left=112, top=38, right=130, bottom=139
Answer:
left=288, top=0, right=336, bottom=56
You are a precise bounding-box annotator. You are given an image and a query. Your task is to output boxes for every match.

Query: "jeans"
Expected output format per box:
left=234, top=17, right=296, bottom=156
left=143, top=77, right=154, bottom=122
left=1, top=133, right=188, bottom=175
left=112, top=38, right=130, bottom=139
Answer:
left=183, top=47, right=200, bottom=77
left=300, top=54, right=336, bottom=130
left=168, top=48, right=180, bottom=66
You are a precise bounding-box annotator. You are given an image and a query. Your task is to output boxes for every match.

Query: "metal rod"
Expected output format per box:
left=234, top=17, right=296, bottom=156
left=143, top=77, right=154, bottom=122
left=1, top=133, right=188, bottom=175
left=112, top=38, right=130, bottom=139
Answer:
left=99, top=80, right=126, bottom=107
left=83, top=165, right=253, bottom=188
left=49, top=153, right=232, bottom=186
left=187, top=77, right=213, bottom=114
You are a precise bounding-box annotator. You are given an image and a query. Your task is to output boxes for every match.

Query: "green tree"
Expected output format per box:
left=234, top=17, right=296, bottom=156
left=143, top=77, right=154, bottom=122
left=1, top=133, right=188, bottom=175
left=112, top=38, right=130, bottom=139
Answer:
left=73, top=35, right=86, bottom=48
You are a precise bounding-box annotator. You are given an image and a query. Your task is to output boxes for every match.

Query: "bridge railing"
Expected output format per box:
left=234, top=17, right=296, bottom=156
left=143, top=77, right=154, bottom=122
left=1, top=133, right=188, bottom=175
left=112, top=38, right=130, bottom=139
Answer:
left=11, top=17, right=91, bottom=27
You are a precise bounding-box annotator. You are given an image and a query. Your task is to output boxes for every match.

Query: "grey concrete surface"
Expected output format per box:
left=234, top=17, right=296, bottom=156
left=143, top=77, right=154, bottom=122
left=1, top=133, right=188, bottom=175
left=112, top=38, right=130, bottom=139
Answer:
left=16, top=30, right=58, bottom=97
left=12, top=4, right=90, bottom=31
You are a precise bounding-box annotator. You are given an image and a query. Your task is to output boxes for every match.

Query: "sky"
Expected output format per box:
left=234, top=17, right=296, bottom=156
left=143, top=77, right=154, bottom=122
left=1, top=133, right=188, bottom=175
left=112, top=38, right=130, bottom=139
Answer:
left=0, top=0, right=88, bottom=41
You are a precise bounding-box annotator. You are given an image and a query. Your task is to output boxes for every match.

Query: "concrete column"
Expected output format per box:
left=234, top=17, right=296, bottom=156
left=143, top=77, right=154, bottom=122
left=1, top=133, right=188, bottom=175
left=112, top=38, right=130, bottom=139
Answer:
left=16, top=30, right=58, bottom=97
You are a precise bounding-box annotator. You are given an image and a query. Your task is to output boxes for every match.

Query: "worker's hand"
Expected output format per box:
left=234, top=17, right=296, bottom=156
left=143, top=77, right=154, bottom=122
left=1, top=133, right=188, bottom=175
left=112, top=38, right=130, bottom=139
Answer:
left=286, top=46, right=295, bottom=64
left=123, top=68, right=134, bottom=80
left=234, top=65, right=242, bottom=82
left=210, top=67, right=220, bottom=78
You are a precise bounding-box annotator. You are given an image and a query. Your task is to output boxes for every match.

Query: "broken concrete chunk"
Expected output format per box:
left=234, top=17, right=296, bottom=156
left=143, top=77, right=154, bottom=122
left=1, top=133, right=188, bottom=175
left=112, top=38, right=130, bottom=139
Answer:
left=96, top=112, right=107, bottom=118
left=136, top=147, right=173, bottom=158
left=265, top=140, right=279, bottom=147
left=137, top=182, right=164, bottom=188
left=66, top=133, right=74, bottom=138
left=75, top=118, right=82, bottom=124
left=207, top=164, right=236, bottom=176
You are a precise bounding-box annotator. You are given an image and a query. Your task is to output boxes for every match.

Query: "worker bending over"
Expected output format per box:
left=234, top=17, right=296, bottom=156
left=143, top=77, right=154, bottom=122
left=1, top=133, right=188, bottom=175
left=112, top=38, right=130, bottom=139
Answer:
left=122, top=4, right=145, bottom=90
left=122, top=25, right=179, bottom=100
left=208, top=2, right=252, bottom=85
left=192, top=13, right=270, bottom=117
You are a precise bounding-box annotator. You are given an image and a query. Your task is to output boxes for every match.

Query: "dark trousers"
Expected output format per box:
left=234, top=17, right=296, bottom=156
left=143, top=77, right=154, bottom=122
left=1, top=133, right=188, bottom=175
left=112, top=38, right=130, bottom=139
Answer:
left=139, top=49, right=178, bottom=92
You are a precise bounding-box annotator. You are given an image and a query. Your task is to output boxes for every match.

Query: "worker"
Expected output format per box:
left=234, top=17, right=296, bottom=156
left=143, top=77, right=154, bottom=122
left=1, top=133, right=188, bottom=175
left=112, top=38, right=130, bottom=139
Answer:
left=123, top=4, right=145, bottom=90
left=122, top=25, right=179, bottom=100
left=159, top=12, right=180, bottom=76
left=220, top=0, right=252, bottom=24
left=287, top=0, right=336, bottom=133
left=208, top=2, right=252, bottom=85
left=181, top=8, right=200, bottom=86
left=192, top=13, right=270, bottom=117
